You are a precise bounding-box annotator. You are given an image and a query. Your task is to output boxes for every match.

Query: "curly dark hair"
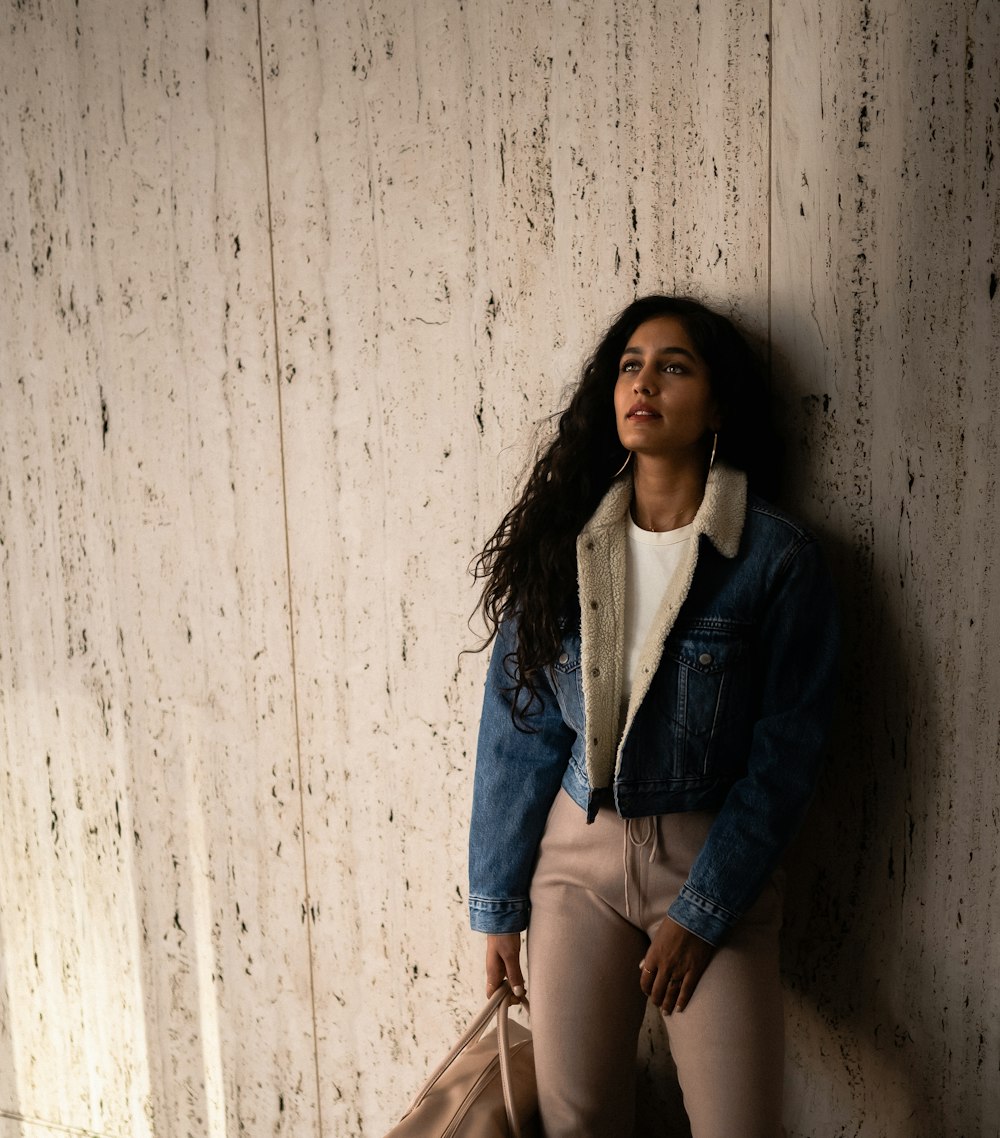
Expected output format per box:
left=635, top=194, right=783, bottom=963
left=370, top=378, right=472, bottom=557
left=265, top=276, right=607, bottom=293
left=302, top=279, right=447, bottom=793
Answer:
left=472, top=294, right=780, bottom=726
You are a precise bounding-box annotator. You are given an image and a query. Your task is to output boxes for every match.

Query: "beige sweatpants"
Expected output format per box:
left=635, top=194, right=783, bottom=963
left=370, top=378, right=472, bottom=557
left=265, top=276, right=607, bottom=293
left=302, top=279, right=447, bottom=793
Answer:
left=526, top=788, right=785, bottom=1138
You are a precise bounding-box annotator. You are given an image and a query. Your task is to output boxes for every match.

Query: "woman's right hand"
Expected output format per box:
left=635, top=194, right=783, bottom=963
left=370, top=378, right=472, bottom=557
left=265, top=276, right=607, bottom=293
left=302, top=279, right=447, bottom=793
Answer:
left=485, top=933, right=525, bottom=1001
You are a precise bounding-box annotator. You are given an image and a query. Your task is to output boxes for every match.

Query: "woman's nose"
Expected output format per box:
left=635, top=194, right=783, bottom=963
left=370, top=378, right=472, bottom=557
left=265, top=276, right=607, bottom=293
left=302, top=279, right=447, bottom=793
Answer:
left=633, top=370, right=656, bottom=394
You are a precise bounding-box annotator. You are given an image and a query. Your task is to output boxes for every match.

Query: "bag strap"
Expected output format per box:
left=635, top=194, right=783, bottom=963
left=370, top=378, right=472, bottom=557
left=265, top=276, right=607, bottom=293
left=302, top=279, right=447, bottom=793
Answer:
left=404, top=980, right=530, bottom=1136
left=495, top=987, right=527, bottom=1138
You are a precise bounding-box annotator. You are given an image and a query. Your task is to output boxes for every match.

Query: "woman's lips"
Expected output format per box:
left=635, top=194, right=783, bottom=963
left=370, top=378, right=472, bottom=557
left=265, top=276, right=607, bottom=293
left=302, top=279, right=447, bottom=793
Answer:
left=627, top=404, right=661, bottom=420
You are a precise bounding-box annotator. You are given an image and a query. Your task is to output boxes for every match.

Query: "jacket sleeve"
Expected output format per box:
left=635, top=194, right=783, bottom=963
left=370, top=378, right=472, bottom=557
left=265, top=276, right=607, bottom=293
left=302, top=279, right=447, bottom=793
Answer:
left=468, top=618, right=575, bottom=934
left=667, top=535, right=840, bottom=945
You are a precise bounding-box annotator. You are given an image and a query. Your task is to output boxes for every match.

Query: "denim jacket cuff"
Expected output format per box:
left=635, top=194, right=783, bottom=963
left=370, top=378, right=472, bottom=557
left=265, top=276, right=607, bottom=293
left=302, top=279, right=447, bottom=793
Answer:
left=469, top=896, right=530, bottom=934
left=667, top=884, right=737, bottom=947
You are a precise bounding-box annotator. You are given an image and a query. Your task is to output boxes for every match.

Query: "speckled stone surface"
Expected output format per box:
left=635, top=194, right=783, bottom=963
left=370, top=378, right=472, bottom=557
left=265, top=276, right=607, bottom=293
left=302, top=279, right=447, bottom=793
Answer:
left=0, top=2, right=317, bottom=1135
left=1, top=1, right=997, bottom=1136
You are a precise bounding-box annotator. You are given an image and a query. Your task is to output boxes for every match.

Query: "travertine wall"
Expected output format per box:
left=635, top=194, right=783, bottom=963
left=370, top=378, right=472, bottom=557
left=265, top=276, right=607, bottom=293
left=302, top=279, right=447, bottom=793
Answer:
left=0, top=2, right=996, bottom=1136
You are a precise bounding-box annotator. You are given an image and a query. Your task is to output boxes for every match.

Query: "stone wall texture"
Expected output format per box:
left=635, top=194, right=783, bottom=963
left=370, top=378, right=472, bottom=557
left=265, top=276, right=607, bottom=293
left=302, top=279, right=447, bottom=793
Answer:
left=1, top=1, right=997, bottom=1135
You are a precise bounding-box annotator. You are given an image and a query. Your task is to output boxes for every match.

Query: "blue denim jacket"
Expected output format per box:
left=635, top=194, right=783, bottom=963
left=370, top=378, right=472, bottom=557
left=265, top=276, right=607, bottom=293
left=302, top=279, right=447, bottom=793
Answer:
left=468, top=463, right=839, bottom=945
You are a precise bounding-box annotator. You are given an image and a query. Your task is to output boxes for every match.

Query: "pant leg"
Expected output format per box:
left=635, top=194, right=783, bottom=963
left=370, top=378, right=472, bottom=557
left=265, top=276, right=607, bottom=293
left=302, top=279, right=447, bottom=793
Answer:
left=641, top=813, right=786, bottom=1138
left=527, top=790, right=649, bottom=1138
left=527, top=792, right=786, bottom=1138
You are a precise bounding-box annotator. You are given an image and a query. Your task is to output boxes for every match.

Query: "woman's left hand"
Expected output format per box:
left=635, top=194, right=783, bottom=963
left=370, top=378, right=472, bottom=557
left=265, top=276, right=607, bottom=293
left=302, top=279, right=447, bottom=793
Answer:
left=639, top=917, right=716, bottom=1015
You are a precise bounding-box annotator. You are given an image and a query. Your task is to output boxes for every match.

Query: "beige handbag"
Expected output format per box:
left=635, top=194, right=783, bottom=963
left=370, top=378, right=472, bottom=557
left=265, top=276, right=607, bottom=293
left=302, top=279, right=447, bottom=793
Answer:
left=385, top=981, right=539, bottom=1137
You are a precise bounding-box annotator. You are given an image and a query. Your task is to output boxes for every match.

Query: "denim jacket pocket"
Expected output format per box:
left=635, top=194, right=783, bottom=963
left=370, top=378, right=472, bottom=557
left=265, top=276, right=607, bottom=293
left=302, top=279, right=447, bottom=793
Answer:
left=653, top=623, right=752, bottom=779
left=548, top=635, right=585, bottom=734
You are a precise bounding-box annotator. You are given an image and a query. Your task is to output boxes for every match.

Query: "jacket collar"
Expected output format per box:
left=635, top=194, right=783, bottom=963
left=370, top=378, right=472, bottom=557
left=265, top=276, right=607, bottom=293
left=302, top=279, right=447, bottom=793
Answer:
left=574, top=461, right=747, bottom=792
left=580, top=459, right=747, bottom=558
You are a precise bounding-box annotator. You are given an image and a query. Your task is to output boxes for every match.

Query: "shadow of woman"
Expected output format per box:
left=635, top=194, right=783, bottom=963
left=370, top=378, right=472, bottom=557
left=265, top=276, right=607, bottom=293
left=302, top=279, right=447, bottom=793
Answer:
left=780, top=525, right=937, bottom=1134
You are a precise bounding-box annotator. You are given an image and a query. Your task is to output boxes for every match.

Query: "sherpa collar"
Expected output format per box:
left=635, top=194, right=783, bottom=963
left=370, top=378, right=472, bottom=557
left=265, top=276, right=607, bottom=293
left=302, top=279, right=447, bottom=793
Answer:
left=578, top=459, right=747, bottom=558
left=575, top=461, right=748, bottom=792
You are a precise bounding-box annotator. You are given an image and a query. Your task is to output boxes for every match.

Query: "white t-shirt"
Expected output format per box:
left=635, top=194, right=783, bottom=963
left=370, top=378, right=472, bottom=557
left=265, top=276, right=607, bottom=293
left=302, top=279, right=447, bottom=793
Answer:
left=623, top=516, right=693, bottom=703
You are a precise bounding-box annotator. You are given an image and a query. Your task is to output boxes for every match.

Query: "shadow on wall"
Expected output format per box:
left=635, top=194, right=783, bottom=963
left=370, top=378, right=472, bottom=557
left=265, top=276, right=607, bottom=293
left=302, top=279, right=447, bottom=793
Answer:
left=635, top=1006, right=691, bottom=1138
left=780, top=524, right=928, bottom=1129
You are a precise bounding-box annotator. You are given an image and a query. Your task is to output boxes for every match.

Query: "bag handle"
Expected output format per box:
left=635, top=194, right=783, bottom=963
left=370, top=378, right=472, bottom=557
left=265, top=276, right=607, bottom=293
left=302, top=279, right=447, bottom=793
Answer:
left=404, top=980, right=529, bottom=1137
left=495, top=985, right=528, bottom=1138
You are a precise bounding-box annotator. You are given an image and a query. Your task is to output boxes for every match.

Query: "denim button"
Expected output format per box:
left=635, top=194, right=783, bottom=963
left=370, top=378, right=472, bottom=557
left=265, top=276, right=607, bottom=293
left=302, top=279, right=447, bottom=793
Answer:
left=558, top=652, right=569, bottom=664
left=591, top=667, right=600, bottom=677
left=698, top=652, right=713, bottom=666
left=590, top=599, right=599, bottom=610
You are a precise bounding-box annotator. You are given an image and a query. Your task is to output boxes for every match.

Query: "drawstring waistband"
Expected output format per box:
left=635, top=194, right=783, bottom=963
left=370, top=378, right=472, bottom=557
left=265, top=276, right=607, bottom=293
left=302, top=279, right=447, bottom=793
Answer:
left=622, top=815, right=658, bottom=920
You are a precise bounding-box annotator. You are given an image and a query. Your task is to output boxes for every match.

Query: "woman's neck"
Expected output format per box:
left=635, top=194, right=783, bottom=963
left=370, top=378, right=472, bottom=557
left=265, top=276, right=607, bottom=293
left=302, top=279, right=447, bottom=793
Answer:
left=630, top=454, right=708, bottom=532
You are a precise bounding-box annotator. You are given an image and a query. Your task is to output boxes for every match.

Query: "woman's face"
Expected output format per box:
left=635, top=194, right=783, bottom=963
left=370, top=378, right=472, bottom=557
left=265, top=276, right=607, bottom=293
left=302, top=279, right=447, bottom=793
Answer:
left=613, top=315, right=719, bottom=460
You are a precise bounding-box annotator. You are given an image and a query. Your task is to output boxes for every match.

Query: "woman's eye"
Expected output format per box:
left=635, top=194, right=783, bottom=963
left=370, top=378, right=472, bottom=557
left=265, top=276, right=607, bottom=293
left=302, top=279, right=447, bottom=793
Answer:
left=661, top=362, right=684, bottom=374
left=620, top=360, right=640, bottom=373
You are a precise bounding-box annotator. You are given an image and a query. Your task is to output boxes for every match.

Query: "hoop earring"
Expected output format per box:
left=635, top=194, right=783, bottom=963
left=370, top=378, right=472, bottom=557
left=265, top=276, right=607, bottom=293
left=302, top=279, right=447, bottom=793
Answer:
left=612, top=451, right=632, bottom=478
left=708, top=432, right=718, bottom=473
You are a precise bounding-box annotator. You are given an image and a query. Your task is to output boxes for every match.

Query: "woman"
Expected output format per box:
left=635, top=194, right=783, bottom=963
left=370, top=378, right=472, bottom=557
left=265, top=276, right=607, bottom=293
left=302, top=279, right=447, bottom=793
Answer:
left=468, top=295, right=839, bottom=1137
